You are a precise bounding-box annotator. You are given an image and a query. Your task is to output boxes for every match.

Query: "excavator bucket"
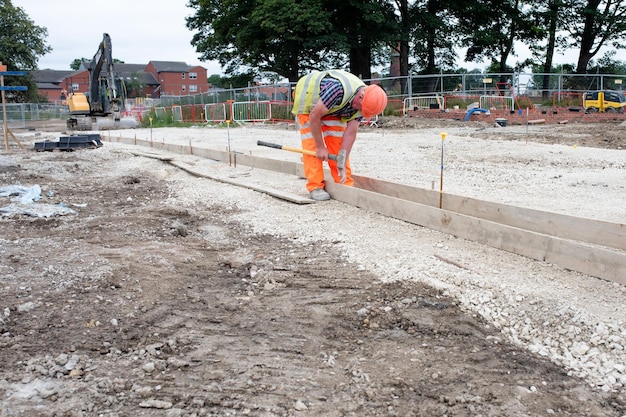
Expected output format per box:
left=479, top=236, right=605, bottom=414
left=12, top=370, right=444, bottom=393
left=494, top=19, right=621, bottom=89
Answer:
left=67, top=93, right=90, bottom=113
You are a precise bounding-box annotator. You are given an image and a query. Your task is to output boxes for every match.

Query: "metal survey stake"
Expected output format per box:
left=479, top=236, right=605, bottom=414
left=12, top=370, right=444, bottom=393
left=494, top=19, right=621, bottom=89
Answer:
left=226, top=120, right=231, bottom=166
left=439, top=132, right=447, bottom=209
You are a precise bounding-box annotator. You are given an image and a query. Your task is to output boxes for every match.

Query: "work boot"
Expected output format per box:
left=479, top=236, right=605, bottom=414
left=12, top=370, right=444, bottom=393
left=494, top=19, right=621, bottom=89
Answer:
left=310, top=188, right=330, bottom=201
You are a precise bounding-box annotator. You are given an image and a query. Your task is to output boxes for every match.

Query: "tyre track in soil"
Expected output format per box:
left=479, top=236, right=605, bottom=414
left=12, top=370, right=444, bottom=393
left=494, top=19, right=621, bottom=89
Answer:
left=0, top=149, right=623, bottom=416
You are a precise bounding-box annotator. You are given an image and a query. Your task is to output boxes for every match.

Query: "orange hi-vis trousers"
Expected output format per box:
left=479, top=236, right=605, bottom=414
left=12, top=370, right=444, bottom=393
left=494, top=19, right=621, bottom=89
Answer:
left=297, top=114, right=354, bottom=192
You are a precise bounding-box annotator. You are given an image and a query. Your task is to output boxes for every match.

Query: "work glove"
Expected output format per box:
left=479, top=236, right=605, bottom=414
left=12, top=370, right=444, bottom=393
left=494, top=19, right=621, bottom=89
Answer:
left=337, top=150, right=347, bottom=184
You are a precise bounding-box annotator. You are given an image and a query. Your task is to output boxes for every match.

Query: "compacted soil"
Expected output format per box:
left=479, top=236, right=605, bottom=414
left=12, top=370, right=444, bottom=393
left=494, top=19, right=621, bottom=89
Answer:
left=0, top=117, right=624, bottom=416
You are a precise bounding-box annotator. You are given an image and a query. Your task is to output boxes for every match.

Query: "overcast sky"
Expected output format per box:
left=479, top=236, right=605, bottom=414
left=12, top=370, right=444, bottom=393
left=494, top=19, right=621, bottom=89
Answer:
left=13, top=0, right=625, bottom=76
left=14, top=0, right=225, bottom=75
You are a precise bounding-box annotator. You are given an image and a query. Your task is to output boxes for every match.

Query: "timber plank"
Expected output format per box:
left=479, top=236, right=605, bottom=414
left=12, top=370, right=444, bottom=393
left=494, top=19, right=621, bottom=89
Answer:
left=106, top=135, right=626, bottom=285
left=353, top=175, right=625, bottom=252
left=168, top=160, right=313, bottom=205
left=326, top=181, right=626, bottom=285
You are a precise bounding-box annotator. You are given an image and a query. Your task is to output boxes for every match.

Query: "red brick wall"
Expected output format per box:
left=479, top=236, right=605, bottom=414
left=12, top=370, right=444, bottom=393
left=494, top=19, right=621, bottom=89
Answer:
left=406, top=109, right=626, bottom=125
left=61, top=70, right=90, bottom=94
left=146, top=64, right=210, bottom=97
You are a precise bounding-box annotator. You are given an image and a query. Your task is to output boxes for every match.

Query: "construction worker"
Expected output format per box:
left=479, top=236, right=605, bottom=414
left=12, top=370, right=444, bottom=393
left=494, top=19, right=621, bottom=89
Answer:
left=292, top=69, right=388, bottom=201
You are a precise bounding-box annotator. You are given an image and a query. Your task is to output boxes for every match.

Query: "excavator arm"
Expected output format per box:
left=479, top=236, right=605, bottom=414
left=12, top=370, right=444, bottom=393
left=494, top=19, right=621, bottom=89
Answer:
left=67, top=33, right=127, bottom=130
left=88, top=33, right=121, bottom=116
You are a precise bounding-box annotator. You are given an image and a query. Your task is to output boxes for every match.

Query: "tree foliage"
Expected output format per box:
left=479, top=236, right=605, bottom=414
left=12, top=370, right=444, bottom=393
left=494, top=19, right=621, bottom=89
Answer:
left=564, top=0, right=626, bottom=73
left=187, top=0, right=341, bottom=82
left=452, top=0, right=543, bottom=75
left=0, top=0, right=51, bottom=102
left=187, top=0, right=398, bottom=81
left=186, top=0, right=626, bottom=82
left=70, top=57, right=125, bottom=71
left=70, top=58, right=88, bottom=71
left=410, top=0, right=459, bottom=74
left=328, top=0, right=399, bottom=79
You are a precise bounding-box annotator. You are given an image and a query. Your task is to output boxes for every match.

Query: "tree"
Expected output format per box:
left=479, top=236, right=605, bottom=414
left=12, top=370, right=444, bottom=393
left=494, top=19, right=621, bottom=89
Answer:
left=391, top=0, right=411, bottom=79
left=0, top=0, right=51, bottom=102
left=70, top=58, right=88, bottom=71
left=207, top=74, right=224, bottom=88
left=70, top=57, right=124, bottom=71
left=187, top=0, right=341, bottom=82
left=411, top=0, right=459, bottom=74
left=523, top=0, right=572, bottom=98
left=454, top=0, right=542, bottom=78
left=328, top=0, right=398, bottom=79
left=564, top=0, right=626, bottom=73
left=593, top=50, right=626, bottom=74
left=187, top=0, right=399, bottom=82
left=124, top=71, right=145, bottom=98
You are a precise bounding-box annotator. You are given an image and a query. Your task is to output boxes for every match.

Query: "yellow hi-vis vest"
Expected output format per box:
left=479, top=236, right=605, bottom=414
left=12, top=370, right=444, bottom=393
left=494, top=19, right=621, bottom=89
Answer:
left=291, top=69, right=366, bottom=122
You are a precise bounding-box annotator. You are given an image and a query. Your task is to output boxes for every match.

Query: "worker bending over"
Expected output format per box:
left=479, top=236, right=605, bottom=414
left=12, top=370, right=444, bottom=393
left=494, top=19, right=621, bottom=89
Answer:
left=291, top=69, right=388, bottom=201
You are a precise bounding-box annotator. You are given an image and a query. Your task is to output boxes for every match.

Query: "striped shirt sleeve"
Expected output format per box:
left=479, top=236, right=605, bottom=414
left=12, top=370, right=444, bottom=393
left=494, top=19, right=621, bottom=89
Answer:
left=319, top=76, right=344, bottom=108
left=318, top=75, right=361, bottom=120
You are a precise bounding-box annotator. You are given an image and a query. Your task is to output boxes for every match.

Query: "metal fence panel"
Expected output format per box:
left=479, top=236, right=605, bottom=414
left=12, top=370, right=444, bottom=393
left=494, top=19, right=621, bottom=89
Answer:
left=172, top=106, right=183, bottom=122
left=205, top=103, right=226, bottom=122
left=231, top=101, right=271, bottom=122
left=0, top=104, right=26, bottom=129
left=480, top=95, right=515, bottom=111
left=402, top=96, right=444, bottom=114
left=155, top=107, right=167, bottom=119
left=2, top=71, right=624, bottom=126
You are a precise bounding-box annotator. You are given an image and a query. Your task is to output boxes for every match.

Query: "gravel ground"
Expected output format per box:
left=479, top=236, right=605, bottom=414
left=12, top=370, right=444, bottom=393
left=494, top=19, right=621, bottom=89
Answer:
left=98, top=120, right=626, bottom=389
left=2, top=118, right=625, bottom=415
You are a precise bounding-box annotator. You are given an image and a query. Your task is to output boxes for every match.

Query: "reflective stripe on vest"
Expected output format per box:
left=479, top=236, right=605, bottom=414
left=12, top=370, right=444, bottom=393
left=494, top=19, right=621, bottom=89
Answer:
left=291, top=70, right=365, bottom=122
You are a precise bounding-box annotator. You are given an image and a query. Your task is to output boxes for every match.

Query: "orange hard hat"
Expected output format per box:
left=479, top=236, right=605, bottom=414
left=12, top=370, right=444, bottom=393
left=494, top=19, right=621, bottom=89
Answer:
left=361, top=84, right=387, bottom=118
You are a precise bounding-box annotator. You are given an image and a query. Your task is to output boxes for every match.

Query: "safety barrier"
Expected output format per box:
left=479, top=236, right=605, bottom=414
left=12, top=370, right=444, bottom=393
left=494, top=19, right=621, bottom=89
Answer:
left=402, top=96, right=444, bottom=114
left=179, top=104, right=205, bottom=123
left=205, top=103, right=227, bottom=123
left=269, top=101, right=293, bottom=124
left=360, top=115, right=379, bottom=127
left=172, top=106, right=183, bottom=122
left=231, top=101, right=271, bottom=122
left=480, top=95, right=514, bottom=111
left=155, top=107, right=167, bottom=120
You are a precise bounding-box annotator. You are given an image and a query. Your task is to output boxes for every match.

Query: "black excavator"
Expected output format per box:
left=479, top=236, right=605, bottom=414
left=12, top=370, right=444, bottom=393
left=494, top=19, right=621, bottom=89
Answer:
left=66, top=33, right=127, bottom=130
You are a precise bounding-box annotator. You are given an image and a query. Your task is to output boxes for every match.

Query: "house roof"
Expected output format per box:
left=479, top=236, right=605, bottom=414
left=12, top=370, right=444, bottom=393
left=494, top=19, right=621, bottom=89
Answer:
left=30, top=61, right=207, bottom=95
left=30, top=69, right=74, bottom=83
left=114, top=63, right=147, bottom=73
left=36, top=82, right=63, bottom=90
left=32, top=65, right=160, bottom=87
left=148, top=61, right=193, bottom=72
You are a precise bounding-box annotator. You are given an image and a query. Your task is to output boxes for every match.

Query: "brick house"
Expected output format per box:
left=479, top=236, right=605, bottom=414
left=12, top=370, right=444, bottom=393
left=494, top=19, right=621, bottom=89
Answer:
left=144, top=61, right=209, bottom=97
left=30, top=69, right=74, bottom=103
left=33, top=61, right=209, bottom=102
